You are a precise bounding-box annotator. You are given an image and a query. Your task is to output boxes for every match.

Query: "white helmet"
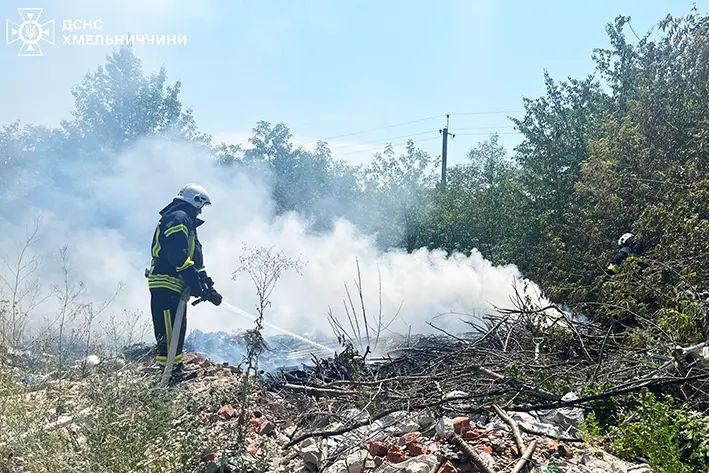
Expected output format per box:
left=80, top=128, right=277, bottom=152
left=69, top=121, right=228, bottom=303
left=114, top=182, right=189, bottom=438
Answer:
left=175, top=183, right=212, bottom=210
left=618, top=232, right=634, bottom=247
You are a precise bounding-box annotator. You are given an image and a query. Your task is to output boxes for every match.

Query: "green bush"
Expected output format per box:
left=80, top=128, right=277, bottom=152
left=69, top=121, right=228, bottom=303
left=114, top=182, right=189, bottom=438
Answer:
left=605, top=393, right=709, bottom=473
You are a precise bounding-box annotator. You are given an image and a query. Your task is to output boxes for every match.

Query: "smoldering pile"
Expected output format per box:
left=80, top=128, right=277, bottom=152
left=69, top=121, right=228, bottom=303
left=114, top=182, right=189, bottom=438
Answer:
left=184, top=329, right=343, bottom=373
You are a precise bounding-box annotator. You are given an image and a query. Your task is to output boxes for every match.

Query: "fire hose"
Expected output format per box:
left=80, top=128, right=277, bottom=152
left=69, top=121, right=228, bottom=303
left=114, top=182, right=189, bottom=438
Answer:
left=151, top=271, right=336, bottom=388
left=157, top=274, right=218, bottom=388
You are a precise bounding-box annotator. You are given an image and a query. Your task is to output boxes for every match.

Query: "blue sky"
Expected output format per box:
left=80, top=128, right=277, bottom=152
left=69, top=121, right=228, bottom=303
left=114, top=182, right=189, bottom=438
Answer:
left=1, top=0, right=704, bottom=166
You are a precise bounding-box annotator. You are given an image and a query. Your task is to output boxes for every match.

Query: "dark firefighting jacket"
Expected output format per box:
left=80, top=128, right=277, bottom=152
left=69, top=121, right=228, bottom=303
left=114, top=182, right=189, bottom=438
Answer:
left=147, top=199, right=207, bottom=294
left=607, top=244, right=641, bottom=274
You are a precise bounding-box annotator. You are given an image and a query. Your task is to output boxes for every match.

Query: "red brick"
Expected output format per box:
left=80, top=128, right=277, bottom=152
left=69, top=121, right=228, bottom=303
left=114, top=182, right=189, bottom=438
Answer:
left=249, top=417, right=261, bottom=432
left=407, top=442, right=427, bottom=456
left=437, top=460, right=458, bottom=473
left=217, top=405, right=235, bottom=419
left=386, top=447, right=405, bottom=463
left=369, top=440, right=388, bottom=458
left=401, top=432, right=420, bottom=445
left=452, top=417, right=470, bottom=435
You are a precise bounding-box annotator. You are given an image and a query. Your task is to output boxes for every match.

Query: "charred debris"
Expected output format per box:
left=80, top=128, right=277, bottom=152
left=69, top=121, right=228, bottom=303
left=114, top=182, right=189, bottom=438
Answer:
left=173, top=292, right=707, bottom=471
left=4, top=290, right=708, bottom=473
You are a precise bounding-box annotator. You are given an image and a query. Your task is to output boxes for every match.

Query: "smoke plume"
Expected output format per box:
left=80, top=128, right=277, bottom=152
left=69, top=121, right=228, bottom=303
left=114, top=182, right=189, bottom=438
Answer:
left=1, top=136, right=547, bottom=351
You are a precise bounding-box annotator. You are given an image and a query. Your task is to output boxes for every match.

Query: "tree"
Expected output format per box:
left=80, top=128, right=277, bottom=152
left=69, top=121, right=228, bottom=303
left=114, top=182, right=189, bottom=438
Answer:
left=356, top=140, right=438, bottom=250
left=62, top=44, right=210, bottom=152
left=415, top=134, right=525, bottom=263
left=235, top=121, right=362, bottom=230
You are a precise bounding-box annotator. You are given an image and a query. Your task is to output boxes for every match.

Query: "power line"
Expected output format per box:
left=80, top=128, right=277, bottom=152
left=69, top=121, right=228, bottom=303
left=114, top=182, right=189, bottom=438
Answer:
left=450, top=110, right=523, bottom=116
left=327, top=130, right=439, bottom=150
left=455, top=131, right=522, bottom=136
left=454, top=125, right=516, bottom=131
left=328, top=126, right=518, bottom=151
left=331, top=130, right=519, bottom=158
left=331, top=136, right=441, bottom=157
left=318, top=115, right=445, bottom=141
left=299, top=111, right=525, bottom=146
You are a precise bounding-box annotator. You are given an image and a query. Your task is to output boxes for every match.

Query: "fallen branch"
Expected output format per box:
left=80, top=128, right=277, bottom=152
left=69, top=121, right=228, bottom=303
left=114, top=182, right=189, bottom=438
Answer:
left=281, top=383, right=357, bottom=397
left=476, top=366, right=561, bottom=401
left=504, top=372, right=709, bottom=412
left=511, top=439, right=537, bottom=473
left=284, top=392, right=500, bottom=448
left=591, top=325, right=614, bottom=383
left=448, top=432, right=497, bottom=473
left=42, top=407, right=94, bottom=432
left=14, top=407, right=95, bottom=443
left=492, top=404, right=526, bottom=455
left=284, top=407, right=402, bottom=448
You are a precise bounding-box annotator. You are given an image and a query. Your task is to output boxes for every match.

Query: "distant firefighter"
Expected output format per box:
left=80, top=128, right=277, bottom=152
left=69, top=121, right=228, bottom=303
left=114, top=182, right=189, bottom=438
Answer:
left=606, top=232, right=642, bottom=275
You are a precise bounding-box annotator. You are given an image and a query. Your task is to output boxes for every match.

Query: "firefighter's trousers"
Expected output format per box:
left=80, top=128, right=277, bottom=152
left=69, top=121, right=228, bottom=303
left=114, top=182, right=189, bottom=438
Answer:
left=150, top=288, right=187, bottom=369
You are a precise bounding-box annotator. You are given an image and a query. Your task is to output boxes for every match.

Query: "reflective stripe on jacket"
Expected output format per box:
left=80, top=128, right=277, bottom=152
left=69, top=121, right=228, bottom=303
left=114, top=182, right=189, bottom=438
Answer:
left=147, top=200, right=206, bottom=293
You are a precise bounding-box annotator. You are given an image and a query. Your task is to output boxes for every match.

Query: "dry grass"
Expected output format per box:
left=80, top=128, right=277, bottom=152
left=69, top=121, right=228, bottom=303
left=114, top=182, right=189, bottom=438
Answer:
left=0, top=360, right=205, bottom=473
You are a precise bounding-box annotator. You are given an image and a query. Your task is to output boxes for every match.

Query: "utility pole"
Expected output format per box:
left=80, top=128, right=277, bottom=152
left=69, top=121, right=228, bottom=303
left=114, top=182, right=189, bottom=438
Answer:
left=439, top=114, right=455, bottom=187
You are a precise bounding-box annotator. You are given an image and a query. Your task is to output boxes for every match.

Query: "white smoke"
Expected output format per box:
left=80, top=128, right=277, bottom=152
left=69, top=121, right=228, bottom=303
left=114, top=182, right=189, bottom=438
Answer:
left=1, top=136, right=548, bottom=351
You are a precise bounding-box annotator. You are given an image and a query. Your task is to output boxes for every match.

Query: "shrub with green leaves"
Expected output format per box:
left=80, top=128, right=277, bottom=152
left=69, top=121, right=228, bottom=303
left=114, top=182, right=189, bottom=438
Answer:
left=582, top=392, right=709, bottom=473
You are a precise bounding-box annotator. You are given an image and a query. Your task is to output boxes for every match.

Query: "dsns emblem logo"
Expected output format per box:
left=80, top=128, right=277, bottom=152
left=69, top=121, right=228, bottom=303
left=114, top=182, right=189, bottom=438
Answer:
left=6, top=8, right=55, bottom=56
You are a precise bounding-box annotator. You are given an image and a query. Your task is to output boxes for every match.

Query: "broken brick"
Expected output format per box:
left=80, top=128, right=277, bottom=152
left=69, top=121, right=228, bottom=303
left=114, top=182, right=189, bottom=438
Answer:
left=369, top=440, right=389, bottom=457
left=386, top=446, right=405, bottom=463
left=400, top=432, right=420, bottom=445
left=437, top=460, right=458, bottom=473
left=407, top=442, right=427, bottom=456
left=452, top=416, right=470, bottom=435
left=259, top=420, right=276, bottom=436
left=425, top=442, right=441, bottom=454
left=217, top=405, right=235, bottom=419
left=202, top=452, right=217, bottom=462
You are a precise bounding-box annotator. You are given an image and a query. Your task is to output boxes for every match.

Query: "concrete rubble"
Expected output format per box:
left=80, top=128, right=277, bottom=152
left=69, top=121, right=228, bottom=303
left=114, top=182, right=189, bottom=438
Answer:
left=170, top=354, right=655, bottom=473
left=4, top=344, right=664, bottom=473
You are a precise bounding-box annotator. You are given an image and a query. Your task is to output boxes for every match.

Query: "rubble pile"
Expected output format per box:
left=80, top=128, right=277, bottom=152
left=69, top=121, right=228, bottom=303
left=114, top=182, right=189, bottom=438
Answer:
left=164, top=352, right=655, bottom=473
left=3, top=301, right=708, bottom=473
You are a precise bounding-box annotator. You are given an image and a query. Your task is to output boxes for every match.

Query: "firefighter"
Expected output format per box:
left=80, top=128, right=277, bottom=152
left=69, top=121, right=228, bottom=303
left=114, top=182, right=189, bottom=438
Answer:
left=606, top=232, right=642, bottom=275
left=147, top=183, right=222, bottom=383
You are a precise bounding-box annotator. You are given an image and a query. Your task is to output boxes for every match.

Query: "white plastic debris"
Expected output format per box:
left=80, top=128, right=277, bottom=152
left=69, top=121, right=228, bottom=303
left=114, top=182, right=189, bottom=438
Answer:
left=435, top=416, right=454, bottom=439
left=376, top=454, right=439, bottom=473
left=325, top=449, right=368, bottom=473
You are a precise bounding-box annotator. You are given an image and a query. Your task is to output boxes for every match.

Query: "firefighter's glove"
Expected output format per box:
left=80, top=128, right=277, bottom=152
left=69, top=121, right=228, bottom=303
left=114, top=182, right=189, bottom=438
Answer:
left=182, top=267, right=205, bottom=298
left=199, top=272, right=214, bottom=288
left=205, top=287, right=222, bottom=306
